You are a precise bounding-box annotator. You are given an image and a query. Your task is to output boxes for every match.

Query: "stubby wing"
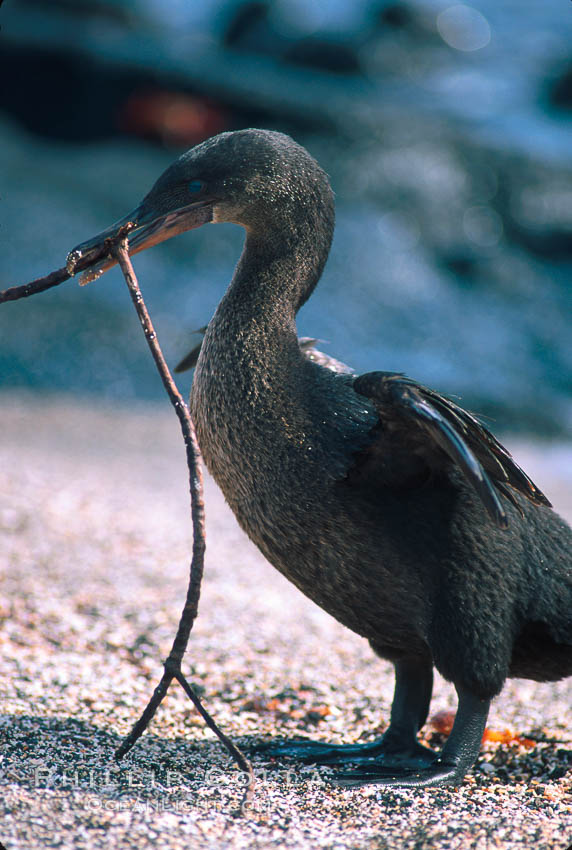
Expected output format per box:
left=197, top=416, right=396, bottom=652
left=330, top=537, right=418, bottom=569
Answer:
left=174, top=326, right=209, bottom=373
left=298, top=340, right=355, bottom=375
left=353, top=371, right=552, bottom=529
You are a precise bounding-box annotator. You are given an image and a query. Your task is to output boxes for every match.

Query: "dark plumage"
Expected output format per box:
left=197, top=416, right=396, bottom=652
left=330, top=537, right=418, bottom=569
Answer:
left=175, top=331, right=353, bottom=376
left=71, top=129, right=572, bottom=788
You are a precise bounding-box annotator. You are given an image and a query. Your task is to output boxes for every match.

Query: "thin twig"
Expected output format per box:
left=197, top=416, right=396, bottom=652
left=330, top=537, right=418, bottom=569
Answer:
left=110, top=239, right=254, bottom=799
left=173, top=669, right=252, bottom=775
left=0, top=267, right=71, bottom=304
left=0, top=237, right=118, bottom=305
left=2, top=233, right=255, bottom=806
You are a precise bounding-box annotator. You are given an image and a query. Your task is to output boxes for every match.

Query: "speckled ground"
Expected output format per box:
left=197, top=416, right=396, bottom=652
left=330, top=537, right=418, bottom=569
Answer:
left=1, top=394, right=570, bottom=849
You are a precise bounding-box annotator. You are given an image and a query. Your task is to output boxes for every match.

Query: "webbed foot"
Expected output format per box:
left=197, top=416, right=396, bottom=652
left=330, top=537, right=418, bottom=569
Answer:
left=335, top=757, right=464, bottom=788
left=253, top=657, right=436, bottom=770
left=251, top=736, right=435, bottom=767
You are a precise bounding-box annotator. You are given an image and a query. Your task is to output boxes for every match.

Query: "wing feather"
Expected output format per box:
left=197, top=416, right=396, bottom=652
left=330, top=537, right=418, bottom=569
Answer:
left=353, top=371, right=551, bottom=528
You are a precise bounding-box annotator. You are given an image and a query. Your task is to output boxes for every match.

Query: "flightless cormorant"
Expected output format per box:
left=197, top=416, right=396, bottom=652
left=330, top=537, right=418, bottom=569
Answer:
left=70, top=129, right=572, bottom=787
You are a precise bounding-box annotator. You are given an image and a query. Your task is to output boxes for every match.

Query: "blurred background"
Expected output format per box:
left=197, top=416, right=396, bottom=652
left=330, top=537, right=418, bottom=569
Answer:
left=1, top=0, right=571, bottom=435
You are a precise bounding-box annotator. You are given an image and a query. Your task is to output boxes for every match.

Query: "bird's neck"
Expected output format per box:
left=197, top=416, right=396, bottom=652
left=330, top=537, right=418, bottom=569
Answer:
left=207, top=221, right=332, bottom=360
left=191, top=210, right=338, bottom=510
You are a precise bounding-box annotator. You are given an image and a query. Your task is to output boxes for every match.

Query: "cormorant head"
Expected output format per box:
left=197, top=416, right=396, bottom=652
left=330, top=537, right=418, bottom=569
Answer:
left=67, top=128, right=334, bottom=284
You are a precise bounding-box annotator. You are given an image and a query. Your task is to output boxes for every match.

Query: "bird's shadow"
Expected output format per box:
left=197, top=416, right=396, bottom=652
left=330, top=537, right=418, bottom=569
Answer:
left=0, top=713, right=268, bottom=799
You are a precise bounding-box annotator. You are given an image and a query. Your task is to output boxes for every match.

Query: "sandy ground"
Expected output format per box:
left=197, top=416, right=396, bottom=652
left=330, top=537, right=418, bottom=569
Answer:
left=0, top=393, right=570, bottom=849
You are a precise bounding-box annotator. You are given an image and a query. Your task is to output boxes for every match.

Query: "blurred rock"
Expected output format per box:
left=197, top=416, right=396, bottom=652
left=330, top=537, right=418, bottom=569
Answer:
left=547, top=60, right=572, bottom=111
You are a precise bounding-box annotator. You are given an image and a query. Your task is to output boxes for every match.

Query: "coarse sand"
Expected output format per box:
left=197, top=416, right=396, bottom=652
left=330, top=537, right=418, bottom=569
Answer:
left=0, top=393, right=570, bottom=849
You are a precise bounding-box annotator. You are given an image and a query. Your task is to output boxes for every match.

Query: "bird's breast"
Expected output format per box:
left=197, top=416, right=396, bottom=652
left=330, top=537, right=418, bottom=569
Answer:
left=189, top=344, right=431, bottom=645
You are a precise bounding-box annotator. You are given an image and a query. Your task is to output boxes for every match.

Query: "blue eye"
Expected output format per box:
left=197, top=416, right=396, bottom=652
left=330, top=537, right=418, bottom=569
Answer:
left=188, top=180, right=205, bottom=194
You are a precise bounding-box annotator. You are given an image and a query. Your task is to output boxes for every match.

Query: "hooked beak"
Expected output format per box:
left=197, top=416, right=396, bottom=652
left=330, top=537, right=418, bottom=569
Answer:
left=66, top=200, right=214, bottom=284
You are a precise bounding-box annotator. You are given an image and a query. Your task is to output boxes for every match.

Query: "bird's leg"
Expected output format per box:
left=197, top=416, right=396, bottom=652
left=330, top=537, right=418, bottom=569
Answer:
left=373, top=656, right=435, bottom=767
left=336, top=685, right=490, bottom=787
left=252, top=656, right=435, bottom=767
